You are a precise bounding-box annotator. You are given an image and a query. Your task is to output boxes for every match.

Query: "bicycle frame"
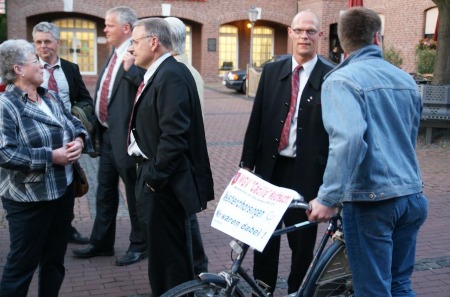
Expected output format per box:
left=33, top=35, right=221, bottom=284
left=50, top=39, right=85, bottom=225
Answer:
left=197, top=219, right=318, bottom=297
left=296, top=212, right=342, bottom=297
left=196, top=211, right=343, bottom=297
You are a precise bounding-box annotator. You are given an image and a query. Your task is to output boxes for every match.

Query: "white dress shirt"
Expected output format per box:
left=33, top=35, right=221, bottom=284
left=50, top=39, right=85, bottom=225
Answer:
left=279, top=55, right=318, bottom=158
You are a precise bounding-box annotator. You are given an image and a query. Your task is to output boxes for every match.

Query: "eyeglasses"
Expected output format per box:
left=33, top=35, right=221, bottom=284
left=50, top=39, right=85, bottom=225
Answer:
left=130, top=35, right=155, bottom=46
left=290, top=27, right=318, bottom=36
left=22, top=59, right=40, bottom=65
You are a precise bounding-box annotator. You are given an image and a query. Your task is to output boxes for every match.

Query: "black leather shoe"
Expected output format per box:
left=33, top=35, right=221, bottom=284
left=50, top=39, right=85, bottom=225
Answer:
left=115, top=250, right=148, bottom=266
left=68, top=231, right=89, bottom=244
left=73, top=244, right=114, bottom=258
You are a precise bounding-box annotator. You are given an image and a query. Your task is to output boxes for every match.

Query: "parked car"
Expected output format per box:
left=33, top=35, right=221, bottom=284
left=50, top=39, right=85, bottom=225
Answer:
left=222, top=54, right=291, bottom=94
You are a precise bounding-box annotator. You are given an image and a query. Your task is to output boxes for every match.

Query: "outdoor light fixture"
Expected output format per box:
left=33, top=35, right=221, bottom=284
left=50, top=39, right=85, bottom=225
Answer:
left=248, top=6, right=258, bottom=68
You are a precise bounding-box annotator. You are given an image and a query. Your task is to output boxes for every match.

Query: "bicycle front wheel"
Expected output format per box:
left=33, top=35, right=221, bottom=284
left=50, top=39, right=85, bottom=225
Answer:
left=302, top=240, right=354, bottom=297
left=161, top=278, right=245, bottom=297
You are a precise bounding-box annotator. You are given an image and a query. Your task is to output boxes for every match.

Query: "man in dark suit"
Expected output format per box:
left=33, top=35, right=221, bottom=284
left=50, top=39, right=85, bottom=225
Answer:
left=127, top=18, right=214, bottom=296
left=33, top=21, right=93, bottom=244
left=240, top=10, right=333, bottom=294
left=72, top=6, right=147, bottom=266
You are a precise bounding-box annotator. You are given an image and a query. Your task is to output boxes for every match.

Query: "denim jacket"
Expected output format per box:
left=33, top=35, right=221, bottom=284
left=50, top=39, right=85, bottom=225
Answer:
left=317, top=45, right=423, bottom=207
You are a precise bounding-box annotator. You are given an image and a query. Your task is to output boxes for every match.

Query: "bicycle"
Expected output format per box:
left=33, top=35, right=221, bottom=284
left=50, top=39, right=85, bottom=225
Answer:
left=161, top=197, right=354, bottom=297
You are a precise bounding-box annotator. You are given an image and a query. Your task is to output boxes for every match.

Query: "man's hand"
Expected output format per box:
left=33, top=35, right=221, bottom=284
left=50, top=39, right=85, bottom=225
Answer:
left=306, top=198, right=337, bottom=223
left=122, top=51, right=135, bottom=71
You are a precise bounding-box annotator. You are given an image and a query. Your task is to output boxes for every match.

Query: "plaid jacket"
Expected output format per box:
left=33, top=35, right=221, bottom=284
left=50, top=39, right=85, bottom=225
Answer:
left=0, top=85, right=92, bottom=202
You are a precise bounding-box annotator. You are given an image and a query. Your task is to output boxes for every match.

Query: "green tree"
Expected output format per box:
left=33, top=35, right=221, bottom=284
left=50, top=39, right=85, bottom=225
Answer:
left=431, top=0, right=450, bottom=85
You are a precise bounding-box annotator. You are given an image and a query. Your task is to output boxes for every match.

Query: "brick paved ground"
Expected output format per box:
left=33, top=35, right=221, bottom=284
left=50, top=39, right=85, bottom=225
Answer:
left=0, top=84, right=449, bottom=296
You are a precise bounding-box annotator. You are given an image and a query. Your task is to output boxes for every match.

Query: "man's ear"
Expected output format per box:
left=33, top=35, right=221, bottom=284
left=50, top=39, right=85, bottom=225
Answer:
left=123, top=23, right=132, bottom=34
left=374, top=32, right=382, bottom=46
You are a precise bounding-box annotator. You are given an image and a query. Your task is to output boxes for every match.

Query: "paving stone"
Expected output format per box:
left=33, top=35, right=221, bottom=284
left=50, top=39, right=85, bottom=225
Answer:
left=0, top=83, right=449, bottom=296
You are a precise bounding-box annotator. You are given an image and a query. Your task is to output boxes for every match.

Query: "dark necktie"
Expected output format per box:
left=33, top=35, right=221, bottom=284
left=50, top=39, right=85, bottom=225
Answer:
left=278, top=65, right=302, bottom=151
left=99, top=53, right=117, bottom=123
left=45, top=64, right=59, bottom=92
left=127, top=81, right=146, bottom=145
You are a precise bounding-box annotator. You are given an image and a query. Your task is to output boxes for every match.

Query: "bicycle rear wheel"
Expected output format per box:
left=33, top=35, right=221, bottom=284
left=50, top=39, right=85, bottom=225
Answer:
left=302, top=240, right=354, bottom=297
left=161, top=278, right=245, bottom=297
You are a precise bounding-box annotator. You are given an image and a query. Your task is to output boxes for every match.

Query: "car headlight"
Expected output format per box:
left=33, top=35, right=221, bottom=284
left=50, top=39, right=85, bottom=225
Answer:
left=227, top=73, right=239, bottom=81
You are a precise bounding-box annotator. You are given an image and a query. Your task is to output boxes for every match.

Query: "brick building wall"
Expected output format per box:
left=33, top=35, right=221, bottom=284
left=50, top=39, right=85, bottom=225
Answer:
left=5, top=0, right=437, bottom=87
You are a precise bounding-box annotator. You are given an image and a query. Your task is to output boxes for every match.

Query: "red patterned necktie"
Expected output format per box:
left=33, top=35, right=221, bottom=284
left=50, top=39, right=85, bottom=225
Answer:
left=127, top=81, right=146, bottom=145
left=45, top=64, right=59, bottom=92
left=99, top=53, right=117, bottom=123
left=278, top=65, right=302, bottom=151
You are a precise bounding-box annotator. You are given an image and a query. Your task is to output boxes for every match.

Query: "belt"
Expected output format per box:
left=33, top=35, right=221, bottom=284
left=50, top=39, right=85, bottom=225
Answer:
left=135, top=155, right=148, bottom=164
left=135, top=155, right=150, bottom=171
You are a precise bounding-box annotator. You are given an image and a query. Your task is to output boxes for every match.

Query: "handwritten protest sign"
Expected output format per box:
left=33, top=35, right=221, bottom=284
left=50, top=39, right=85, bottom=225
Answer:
left=211, top=169, right=301, bottom=252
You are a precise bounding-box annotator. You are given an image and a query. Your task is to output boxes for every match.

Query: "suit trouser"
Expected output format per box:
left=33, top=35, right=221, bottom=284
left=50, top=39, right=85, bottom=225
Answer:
left=253, top=156, right=318, bottom=294
left=136, top=163, right=194, bottom=296
left=191, top=213, right=208, bottom=274
left=89, top=129, right=146, bottom=252
left=135, top=170, right=208, bottom=275
left=0, top=185, right=74, bottom=297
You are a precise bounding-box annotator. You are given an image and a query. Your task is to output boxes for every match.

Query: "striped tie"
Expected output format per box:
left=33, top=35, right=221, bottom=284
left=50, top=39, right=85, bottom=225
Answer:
left=45, top=64, right=59, bottom=92
left=278, top=65, right=302, bottom=151
left=99, top=53, right=117, bottom=123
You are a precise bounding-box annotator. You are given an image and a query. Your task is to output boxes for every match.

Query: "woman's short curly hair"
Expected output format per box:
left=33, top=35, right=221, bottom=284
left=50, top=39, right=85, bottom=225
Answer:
left=0, top=39, right=36, bottom=84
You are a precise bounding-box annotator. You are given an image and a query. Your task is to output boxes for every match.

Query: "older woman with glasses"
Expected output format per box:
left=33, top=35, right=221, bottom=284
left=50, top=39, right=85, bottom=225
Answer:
left=0, top=39, right=92, bottom=297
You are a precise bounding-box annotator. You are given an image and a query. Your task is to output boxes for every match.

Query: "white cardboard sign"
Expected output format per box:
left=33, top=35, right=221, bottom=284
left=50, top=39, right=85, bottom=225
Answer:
left=211, top=169, right=299, bottom=252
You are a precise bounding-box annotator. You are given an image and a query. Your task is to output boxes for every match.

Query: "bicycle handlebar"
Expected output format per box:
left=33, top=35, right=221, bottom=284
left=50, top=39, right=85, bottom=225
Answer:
left=289, top=195, right=311, bottom=211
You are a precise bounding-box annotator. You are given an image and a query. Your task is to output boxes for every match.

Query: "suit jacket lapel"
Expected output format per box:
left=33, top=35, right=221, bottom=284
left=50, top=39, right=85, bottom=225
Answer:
left=94, top=52, right=115, bottom=102
left=60, top=59, right=75, bottom=102
left=110, top=65, right=124, bottom=99
left=23, top=98, right=63, bottom=127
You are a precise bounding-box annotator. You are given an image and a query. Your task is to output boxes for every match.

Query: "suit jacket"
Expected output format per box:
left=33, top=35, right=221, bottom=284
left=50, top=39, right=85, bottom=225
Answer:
left=240, top=57, right=333, bottom=201
left=131, top=56, right=214, bottom=214
left=94, top=53, right=145, bottom=165
left=60, top=58, right=93, bottom=107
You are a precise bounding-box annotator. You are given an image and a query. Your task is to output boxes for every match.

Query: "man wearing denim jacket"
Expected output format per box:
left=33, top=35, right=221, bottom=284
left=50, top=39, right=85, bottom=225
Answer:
left=307, top=7, right=427, bottom=297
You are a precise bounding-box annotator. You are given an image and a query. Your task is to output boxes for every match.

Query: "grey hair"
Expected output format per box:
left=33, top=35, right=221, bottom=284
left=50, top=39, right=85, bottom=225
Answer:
left=165, top=17, right=186, bottom=55
left=32, top=21, right=60, bottom=40
left=134, top=18, right=173, bottom=50
left=106, top=6, right=138, bottom=29
left=0, top=40, right=36, bottom=84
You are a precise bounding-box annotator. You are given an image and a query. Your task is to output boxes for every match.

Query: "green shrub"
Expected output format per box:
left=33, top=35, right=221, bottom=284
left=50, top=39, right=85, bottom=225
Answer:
left=383, top=45, right=403, bottom=67
left=416, top=49, right=436, bottom=74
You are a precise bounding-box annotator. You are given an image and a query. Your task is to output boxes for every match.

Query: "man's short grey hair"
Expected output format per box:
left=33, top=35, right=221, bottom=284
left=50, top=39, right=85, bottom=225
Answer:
left=32, top=21, right=60, bottom=40
left=0, top=39, right=36, bottom=84
left=106, top=6, right=138, bottom=29
left=134, top=18, right=173, bottom=50
left=165, top=17, right=186, bottom=55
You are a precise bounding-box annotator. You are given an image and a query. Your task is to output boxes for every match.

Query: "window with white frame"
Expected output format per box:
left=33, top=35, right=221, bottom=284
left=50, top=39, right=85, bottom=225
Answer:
left=252, top=27, right=274, bottom=68
left=425, top=7, right=439, bottom=38
left=54, top=19, right=97, bottom=75
left=219, top=25, right=238, bottom=74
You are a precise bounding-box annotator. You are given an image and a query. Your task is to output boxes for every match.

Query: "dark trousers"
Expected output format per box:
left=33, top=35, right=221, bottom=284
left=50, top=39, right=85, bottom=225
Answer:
left=0, top=186, right=74, bottom=297
left=136, top=163, right=194, bottom=297
left=89, top=129, right=146, bottom=252
left=135, top=171, right=207, bottom=276
left=191, top=214, right=208, bottom=274
left=253, top=156, right=318, bottom=294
